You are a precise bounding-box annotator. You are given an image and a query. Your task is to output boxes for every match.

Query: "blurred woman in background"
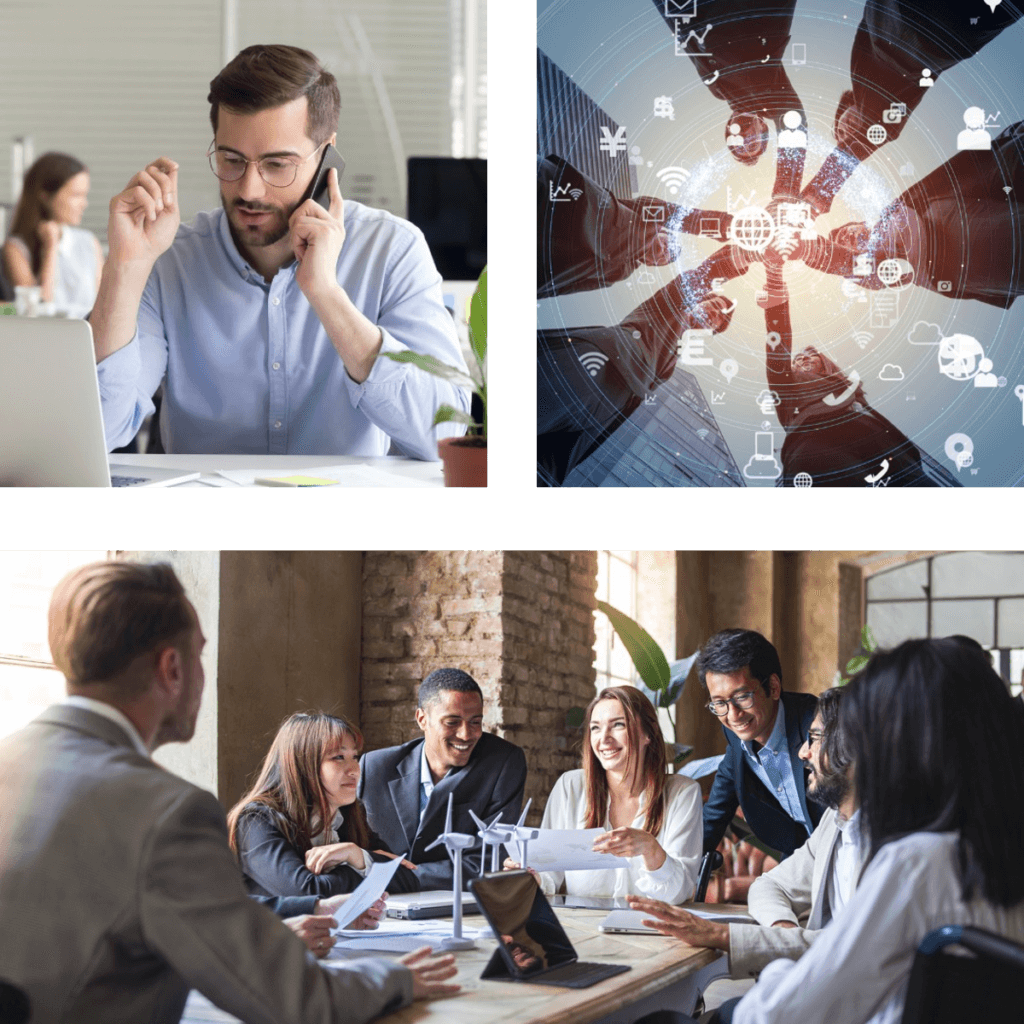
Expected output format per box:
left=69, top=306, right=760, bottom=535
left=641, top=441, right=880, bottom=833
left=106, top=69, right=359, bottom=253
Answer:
left=2, top=152, right=103, bottom=317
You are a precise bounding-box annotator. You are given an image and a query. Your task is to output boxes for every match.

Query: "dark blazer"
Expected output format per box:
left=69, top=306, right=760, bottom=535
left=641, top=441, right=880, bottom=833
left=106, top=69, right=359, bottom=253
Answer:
left=253, top=894, right=318, bottom=917
left=357, top=732, right=527, bottom=890
left=702, top=690, right=823, bottom=859
left=236, top=804, right=421, bottom=898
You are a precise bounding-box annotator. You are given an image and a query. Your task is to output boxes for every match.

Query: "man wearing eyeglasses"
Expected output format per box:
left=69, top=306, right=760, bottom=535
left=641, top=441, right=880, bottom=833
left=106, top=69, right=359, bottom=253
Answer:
left=89, top=44, right=469, bottom=457
left=696, top=628, right=823, bottom=860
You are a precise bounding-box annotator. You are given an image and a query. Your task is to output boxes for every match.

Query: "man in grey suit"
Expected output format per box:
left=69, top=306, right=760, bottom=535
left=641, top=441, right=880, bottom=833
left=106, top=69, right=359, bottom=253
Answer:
left=0, top=561, right=457, bottom=1024
left=358, top=668, right=527, bottom=890
left=629, top=687, right=862, bottom=979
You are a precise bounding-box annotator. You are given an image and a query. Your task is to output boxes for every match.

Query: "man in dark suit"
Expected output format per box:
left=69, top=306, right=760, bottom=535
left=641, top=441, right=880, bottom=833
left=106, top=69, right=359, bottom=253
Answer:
left=698, top=629, right=822, bottom=859
left=358, top=668, right=527, bottom=890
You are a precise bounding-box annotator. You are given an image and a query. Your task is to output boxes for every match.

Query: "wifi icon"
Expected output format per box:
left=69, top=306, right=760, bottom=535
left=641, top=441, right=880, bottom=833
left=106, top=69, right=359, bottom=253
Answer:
left=696, top=428, right=710, bottom=440
left=853, top=331, right=874, bottom=350
left=656, top=165, right=690, bottom=195
left=578, top=351, right=609, bottom=377
left=569, top=187, right=584, bottom=199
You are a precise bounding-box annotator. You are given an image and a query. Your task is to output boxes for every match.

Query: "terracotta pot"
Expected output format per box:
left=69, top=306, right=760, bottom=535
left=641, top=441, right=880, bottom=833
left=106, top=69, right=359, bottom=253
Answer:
left=438, top=437, right=487, bottom=487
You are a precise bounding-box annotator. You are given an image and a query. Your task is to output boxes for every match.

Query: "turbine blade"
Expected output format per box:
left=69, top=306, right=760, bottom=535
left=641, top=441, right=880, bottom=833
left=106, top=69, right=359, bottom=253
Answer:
left=445, top=793, right=453, bottom=834
left=468, top=809, right=487, bottom=831
left=516, top=798, right=532, bottom=827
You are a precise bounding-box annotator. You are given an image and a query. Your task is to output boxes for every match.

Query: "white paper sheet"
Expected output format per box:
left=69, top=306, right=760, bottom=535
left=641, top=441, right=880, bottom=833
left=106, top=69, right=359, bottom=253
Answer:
left=505, top=828, right=626, bottom=872
left=331, top=856, right=406, bottom=929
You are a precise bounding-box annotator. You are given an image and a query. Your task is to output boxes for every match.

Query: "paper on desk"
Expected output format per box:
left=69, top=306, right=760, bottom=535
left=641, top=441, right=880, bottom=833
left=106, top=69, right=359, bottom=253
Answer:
left=215, top=466, right=438, bottom=488
left=506, top=828, right=626, bottom=872
left=331, top=856, right=406, bottom=929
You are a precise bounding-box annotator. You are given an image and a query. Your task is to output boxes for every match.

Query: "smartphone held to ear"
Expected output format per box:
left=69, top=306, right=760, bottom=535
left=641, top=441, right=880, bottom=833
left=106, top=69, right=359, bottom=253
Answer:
left=303, top=145, right=346, bottom=209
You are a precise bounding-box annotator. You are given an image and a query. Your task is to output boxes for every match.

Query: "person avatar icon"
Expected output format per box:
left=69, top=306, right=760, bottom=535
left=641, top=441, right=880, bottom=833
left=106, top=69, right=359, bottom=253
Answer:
left=957, top=106, right=993, bottom=150
left=974, top=357, right=998, bottom=387
left=727, top=122, right=743, bottom=148
left=778, top=110, right=807, bottom=148
left=919, top=68, right=934, bottom=88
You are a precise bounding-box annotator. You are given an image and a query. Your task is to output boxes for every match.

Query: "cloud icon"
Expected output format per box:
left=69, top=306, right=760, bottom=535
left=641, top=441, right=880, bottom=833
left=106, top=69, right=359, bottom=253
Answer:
left=909, top=321, right=942, bottom=346
left=879, top=363, right=905, bottom=381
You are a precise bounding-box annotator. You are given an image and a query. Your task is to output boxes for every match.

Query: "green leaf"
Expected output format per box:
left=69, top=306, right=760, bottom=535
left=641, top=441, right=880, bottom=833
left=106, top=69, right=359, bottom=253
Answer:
left=469, top=266, right=487, bottom=370
left=432, top=406, right=477, bottom=428
left=845, top=654, right=870, bottom=676
left=860, top=624, right=878, bottom=653
left=380, top=350, right=478, bottom=391
left=596, top=600, right=671, bottom=694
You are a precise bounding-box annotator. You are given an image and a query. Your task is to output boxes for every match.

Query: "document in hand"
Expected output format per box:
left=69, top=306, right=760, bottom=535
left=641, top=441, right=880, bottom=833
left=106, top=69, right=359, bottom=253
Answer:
left=505, top=828, right=626, bottom=873
left=331, top=855, right=407, bottom=930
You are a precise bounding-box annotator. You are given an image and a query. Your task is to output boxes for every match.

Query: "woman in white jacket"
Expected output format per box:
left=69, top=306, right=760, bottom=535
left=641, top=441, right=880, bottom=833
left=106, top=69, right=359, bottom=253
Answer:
left=523, top=686, right=702, bottom=903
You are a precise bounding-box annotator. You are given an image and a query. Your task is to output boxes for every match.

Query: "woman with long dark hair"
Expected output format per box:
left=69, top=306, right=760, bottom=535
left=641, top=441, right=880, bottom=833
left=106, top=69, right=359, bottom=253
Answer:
left=2, top=152, right=103, bottom=317
left=227, top=712, right=420, bottom=898
left=512, top=686, right=702, bottom=902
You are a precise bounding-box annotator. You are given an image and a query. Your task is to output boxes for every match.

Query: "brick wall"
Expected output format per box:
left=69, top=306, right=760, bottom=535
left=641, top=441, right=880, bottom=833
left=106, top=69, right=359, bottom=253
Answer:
left=360, top=551, right=598, bottom=824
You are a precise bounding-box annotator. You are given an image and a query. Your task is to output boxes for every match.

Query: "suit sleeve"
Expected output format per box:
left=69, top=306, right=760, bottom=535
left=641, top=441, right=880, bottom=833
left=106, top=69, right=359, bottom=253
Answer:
left=252, top=895, right=319, bottom=917
left=702, top=741, right=740, bottom=854
left=235, top=807, right=365, bottom=898
left=140, top=788, right=413, bottom=1024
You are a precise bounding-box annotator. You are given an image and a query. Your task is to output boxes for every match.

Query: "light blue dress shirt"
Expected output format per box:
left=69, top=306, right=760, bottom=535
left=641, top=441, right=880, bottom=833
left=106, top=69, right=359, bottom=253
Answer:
left=740, top=700, right=812, bottom=837
left=96, top=203, right=470, bottom=458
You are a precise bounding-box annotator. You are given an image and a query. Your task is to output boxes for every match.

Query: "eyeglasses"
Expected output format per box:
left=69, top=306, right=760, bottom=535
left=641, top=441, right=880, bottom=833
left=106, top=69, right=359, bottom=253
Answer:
left=706, top=691, right=758, bottom=716
left=208, top=141, right=325, bottom=188
left=805, top=730, right=824, bottom=747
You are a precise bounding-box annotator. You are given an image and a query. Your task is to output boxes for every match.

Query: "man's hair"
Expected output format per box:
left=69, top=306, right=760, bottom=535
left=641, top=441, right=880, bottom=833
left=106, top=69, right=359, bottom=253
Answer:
left=47, top=561, right=193, bottom=690
left=696, top=629, right=783, bottom=694
left=418, top=668, right=483, bottom=709
left=840, top=637, right=1024, bottom=907
left=812, top=686, right=852, bottom=808
left=208, top=45, right=340, bottom=144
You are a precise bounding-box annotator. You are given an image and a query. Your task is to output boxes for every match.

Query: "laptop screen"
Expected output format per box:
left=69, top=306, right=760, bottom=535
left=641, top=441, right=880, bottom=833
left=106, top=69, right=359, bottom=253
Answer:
left=471, top=871, right=578, bottom=978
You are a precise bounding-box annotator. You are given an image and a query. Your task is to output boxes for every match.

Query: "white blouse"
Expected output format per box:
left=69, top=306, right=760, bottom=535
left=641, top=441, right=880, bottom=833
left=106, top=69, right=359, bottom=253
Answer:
left=537, top=769, right=703, bottom=903
left=734, top=831, right=1024, bottom=1024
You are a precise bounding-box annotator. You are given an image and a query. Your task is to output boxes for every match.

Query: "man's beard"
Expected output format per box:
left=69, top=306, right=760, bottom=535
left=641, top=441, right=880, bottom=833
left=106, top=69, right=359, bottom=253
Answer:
left=222, top=193, right=294, bottom=248
left=808, top=766, right=850, bottom=809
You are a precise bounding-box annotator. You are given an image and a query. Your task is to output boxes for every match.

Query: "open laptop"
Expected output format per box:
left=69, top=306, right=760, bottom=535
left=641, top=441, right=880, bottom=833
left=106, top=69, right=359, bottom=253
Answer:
left=470, top=871, right=630, bottom=989
left=0, top=317, right=197, bottom=487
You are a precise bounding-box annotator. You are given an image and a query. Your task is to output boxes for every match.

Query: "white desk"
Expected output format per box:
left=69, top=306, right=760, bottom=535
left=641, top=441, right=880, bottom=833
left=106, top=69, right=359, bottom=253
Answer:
left=109, top=454, right=443, bottom=488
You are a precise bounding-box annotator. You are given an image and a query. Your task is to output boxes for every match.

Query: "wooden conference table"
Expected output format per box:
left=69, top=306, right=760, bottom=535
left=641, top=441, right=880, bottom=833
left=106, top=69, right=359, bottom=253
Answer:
left=182, top=905, right=738, bottom=1024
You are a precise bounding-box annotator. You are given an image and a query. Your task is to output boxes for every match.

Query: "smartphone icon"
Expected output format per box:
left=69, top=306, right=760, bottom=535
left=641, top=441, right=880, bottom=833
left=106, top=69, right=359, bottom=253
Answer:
left=303, top=144, right=347, bottom=210
left=792, top=43, right=807, bottom=65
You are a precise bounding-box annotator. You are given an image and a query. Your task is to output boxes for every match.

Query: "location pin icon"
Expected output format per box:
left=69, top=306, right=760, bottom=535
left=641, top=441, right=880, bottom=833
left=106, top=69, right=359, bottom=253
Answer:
left=985, top=0, right=1002, bottom=12
left=720, top=358, right=739, bottom=383
left=767, top=332, right=782, bottom=349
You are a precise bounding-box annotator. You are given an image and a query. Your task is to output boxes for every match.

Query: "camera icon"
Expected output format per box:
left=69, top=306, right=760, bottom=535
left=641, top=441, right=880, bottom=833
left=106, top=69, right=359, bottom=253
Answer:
left=938, top=280, right=952, bottom=292
left=882, top=102, right=906, bottom=124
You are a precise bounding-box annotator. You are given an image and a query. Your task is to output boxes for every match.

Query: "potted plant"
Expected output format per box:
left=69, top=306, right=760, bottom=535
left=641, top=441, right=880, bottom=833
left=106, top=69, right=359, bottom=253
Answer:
left=382, top=265, right=487, bottom=486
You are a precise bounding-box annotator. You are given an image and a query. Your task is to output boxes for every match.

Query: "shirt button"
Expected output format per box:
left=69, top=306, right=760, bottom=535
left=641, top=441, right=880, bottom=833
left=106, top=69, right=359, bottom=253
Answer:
left=274, top=420, right=282, bottom=429
left=272, top=362, right=280, bottom=370
left=272, top=297, right=281, bottom=306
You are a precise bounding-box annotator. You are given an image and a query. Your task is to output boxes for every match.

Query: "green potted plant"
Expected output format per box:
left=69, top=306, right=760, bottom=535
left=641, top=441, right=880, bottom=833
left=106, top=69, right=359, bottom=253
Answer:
left=382, top=265, right=487, bottom=486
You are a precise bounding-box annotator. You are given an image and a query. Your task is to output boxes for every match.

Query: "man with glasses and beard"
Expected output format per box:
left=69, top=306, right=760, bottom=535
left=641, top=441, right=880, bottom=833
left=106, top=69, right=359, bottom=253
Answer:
left=629, top=687, right=860, bottom=978
left=696, top=629, right=822, bottom=860
left=89, top=45, right=468, bottom=457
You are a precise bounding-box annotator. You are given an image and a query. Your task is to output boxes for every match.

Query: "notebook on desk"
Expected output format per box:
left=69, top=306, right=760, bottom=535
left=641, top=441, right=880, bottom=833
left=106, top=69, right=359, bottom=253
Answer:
left=471, top=871, right=630, bottom=989
left=0, top=317, right=197, bottom=487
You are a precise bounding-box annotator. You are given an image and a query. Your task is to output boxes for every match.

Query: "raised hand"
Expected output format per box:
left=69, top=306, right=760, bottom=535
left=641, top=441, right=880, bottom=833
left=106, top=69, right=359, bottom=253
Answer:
left=400, top=947, right=461, bottom=1000
left=626, top=895, right=730, bottom=951
left=107, top=158, right=180, bottom=267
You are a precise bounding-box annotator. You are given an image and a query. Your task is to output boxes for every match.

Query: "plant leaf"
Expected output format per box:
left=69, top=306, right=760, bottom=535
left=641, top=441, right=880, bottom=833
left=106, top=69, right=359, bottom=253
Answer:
left=469, top=266, right=487, bottom=369
left=432, top=406, right=477, bottom=428
left=596, top=600, right=671, bottom=694
left=380, top=350, right=479, bottom=391
left=845, top=654, right=870, bottom=676
left=664, top=652, right=699, bottom=704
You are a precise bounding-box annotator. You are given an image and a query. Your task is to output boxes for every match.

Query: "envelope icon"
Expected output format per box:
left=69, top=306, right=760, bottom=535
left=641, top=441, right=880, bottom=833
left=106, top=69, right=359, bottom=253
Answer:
left=642, top=205, right=666, bottom=223
left=664, top=0, right=695, bottom=16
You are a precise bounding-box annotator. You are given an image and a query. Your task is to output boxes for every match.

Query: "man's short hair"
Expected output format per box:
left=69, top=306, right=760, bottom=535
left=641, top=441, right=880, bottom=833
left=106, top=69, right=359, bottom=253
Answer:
left=48, top=562, right=194, bottom=689
left=696, top=628, right=783, bottom=693
left=208, top=45, right=341, bottom=145
left=417, top=668, right=483, bottom=709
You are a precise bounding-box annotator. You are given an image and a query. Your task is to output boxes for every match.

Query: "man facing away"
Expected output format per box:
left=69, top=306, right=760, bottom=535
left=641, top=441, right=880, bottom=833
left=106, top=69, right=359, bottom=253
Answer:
left=697, top=629, right=822, bottom=860
left=358, top=668, right=528, bottom=889
left=90, top=45, right=470, bottom=457
left=0, top=561, right=457, bottom=1024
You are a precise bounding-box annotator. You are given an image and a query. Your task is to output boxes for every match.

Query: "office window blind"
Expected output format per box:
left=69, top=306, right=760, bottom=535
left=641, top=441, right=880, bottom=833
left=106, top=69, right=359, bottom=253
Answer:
left=0, top=1, right=223, bottom=245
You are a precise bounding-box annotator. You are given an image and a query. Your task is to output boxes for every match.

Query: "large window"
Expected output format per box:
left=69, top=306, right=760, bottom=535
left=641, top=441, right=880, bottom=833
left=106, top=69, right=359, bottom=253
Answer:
left=0, top=552, right=108, bottom=740
left=865, top=552, right=1024, bottom=697
left=593, top=551, right=640, bottom=694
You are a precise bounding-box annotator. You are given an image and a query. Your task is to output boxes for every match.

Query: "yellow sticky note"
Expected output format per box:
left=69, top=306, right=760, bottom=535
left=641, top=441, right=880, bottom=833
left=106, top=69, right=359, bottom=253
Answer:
left=254, top=475, right=339, bottom=487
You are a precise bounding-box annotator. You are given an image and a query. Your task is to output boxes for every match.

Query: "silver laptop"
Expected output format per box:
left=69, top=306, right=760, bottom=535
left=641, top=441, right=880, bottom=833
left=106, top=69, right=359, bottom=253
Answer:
left=0, top=317, right=197, bottom=487
left=385, top=890, right=479, bottom=920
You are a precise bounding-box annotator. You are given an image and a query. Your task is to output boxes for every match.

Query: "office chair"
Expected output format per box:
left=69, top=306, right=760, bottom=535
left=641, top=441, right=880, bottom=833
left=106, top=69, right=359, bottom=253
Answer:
left=694, top=850, right=723, bottom=902
left=901, top=925, right=1024, bottom=1024
left=0, top=980, right=30, bottom=1024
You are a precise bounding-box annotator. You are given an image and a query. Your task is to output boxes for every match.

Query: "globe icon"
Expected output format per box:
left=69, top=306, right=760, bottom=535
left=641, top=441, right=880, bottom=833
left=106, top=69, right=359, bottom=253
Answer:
left=794, top=472, right=813, bottom=489
left=876, top=258, right=903, bottom=286
left=867, top=124, right=887, bottom=145
left=729, top=207, right=776, bottom=253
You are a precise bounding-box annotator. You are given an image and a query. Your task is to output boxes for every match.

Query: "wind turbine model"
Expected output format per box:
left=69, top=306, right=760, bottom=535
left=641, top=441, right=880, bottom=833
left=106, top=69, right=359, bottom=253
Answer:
left=469, top=809, right=519, bottom=874
left=423, top=793, right=477, bottom=951
left=508, top=800, right=541, bottom=870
